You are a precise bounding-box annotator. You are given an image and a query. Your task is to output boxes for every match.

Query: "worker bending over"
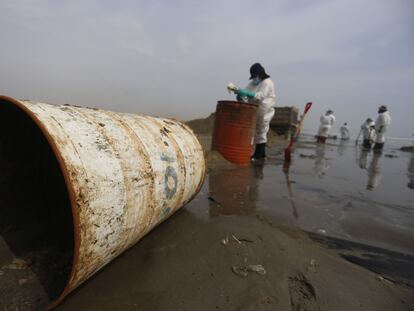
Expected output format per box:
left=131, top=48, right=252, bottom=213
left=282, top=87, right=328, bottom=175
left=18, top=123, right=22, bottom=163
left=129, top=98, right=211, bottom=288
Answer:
left=359, top=118, right=376, bottom=149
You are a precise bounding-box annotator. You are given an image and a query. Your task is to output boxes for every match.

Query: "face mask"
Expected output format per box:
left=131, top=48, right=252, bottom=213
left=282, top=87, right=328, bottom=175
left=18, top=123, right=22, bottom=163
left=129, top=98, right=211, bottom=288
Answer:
left=252, top=77, right=261, bottom=85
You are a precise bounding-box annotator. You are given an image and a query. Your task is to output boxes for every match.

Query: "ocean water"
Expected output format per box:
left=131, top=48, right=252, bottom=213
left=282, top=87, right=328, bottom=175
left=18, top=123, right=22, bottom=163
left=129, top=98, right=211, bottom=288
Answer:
left=195, top=138, right=414, bottom=256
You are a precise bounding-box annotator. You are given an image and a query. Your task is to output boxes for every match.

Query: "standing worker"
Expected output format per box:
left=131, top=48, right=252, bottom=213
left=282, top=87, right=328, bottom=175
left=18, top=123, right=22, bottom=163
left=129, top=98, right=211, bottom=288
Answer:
left=233, top=63, right=276, bottom=161
left=316, top=110, right=336, bottom=144
left=340, top=122, right=350, bottom=140
left=358, top=118, right=376, bottom=149
left=374, top=105, right=391, bottom=151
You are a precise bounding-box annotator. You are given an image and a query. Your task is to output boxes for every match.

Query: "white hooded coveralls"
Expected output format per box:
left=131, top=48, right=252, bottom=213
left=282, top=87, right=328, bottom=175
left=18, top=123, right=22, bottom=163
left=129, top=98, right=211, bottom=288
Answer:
left=246, top=78, right=276, bottom=144
left=375, top=111, right=391, bottom=143
left=317, top=114, right=336, bottom=138
left=340, top=125, right=349, bottom=140
left=361, top=121, right=376, bottom=142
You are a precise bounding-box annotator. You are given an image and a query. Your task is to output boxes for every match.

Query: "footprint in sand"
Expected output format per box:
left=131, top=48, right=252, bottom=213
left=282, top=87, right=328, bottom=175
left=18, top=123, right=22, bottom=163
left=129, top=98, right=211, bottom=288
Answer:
left=288, top=271, right=321, bottom=311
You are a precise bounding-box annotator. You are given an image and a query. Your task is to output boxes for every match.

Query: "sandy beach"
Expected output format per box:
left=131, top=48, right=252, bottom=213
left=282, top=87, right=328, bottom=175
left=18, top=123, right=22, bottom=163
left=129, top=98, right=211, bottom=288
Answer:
left=1, top=0, right=413, bottom=309
left=1, top=116, right=414, bottom=310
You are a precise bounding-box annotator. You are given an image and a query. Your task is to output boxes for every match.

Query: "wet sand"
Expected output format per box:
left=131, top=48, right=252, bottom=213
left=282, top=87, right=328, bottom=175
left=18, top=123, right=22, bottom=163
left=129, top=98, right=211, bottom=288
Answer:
left=57, top=132, right=413, bottom=310
left=1, top=125, right=414, bottom=310
left=56, top=209, right=413, bottom=311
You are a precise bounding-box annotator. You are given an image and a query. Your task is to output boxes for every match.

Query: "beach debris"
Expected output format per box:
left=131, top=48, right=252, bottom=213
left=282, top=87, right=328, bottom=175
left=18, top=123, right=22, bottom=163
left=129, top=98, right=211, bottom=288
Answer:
left=207, top=196, right=221, bottom=206
left=222, top=235, right=254, bottom=246
left=3, top=258, right=28, bottom=270
left=299, top=153, right=316, bottom=159
left=377, top=275, right=394, bottom=284
left=310, top=259, right=316, bottom=267
left=231, top=264, right=267, bottom=278
left=238, top=237, right=254, bottom=243
left=317, top=229, right=326, bottom=235
left=400, top=145, right=414, bottom=153
left=248, top=264, right=266, bottom=275
left=384, top=154, right=398, bottom=158
left=307, top=259, right=319, bottom=272
left=232, top=235, right=242, bottom=244
left=232, top=265, right=249, bottom=278
left=221, top=236, right=229, bottom=246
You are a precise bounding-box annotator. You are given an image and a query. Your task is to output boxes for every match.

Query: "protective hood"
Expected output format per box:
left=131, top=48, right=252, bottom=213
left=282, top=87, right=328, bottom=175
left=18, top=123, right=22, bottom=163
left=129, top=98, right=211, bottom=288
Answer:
left=249, top=63, right=270, bottom=80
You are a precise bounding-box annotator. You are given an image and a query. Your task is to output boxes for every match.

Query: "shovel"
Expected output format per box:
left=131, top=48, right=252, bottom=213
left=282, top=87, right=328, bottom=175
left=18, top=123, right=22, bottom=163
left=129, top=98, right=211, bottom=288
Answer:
left=284, top=102, right=313, bottom=162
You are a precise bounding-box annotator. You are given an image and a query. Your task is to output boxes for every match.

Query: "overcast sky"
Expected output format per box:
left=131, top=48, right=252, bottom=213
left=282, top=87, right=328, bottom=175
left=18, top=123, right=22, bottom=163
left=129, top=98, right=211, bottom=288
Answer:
left=0, top=0, right=413, bottom=137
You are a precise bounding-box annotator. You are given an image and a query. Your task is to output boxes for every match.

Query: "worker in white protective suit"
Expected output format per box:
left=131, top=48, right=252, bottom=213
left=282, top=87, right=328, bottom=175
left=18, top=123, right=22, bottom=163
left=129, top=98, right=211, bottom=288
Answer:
left=234, top=63, right=276, bottom=161
left=340, top=123, right=350, bottom=140
left=359, top=118, right=376, bottom=149
left=374, top=105, right=391, bottom=151
left=316, top=110, right=336, bottom=144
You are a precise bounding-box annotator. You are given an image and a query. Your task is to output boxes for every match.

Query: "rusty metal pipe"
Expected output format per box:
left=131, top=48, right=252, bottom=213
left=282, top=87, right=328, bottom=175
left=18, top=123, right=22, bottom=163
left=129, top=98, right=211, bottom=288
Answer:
left=0, top=95, right=205, bottom=308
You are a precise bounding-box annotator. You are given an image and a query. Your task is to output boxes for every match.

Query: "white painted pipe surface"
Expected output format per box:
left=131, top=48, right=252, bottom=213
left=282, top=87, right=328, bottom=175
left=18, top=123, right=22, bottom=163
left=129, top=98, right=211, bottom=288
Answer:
left=0, top=95, right=206, bottom=307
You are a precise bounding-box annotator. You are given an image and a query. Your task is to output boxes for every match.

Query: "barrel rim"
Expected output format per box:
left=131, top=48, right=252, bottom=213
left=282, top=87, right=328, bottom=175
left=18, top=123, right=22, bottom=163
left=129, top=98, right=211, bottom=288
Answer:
left=217, top=100, right=258, bottom=107
left=172, top=121, right=206, bottom=200
left=0, top=95, right=79, bottom=309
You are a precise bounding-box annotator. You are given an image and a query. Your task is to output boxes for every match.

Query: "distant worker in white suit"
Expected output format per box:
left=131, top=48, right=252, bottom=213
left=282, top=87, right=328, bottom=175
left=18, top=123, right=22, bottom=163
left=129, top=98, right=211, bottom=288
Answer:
left=358, top=118, right=376, bottom=149
left=317, top=110, right=336, bottom=144
left=340, top=123, right=350, bottom=140
left=374, top=105, right=391, bottom=151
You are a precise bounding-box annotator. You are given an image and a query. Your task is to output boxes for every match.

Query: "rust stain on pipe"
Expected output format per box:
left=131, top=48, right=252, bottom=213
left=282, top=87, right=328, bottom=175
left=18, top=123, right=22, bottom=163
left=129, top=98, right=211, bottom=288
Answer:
left=0, top=95, right=206, bottom=308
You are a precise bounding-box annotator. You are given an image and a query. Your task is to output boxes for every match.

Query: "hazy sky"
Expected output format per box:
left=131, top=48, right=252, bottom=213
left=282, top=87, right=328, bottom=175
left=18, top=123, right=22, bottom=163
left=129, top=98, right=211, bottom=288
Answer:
left=1, top=0, right=413, bottom=137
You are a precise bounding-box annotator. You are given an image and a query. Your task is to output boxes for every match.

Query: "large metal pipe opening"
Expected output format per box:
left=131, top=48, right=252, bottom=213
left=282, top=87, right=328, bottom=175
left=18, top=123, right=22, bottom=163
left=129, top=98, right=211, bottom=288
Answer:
left=0, top=98, right=74, bottom=308
left=0, top=95, right=206, bottom=309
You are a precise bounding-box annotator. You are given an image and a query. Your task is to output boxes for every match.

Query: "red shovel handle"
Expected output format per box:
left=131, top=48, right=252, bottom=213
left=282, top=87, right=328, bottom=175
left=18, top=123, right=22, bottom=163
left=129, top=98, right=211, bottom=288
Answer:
left=304, top=102, right=312, bottom=114
left=284, top=101, right=313, bottom=163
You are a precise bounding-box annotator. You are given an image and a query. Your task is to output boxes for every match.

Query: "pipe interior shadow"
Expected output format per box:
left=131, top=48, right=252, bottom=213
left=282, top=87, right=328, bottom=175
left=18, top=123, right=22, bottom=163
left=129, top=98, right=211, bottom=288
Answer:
left=0, top=100, right=74, bottom=304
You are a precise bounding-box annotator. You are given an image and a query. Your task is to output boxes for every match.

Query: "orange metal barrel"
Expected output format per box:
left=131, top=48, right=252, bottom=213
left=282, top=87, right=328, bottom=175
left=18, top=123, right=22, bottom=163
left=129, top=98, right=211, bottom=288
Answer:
left=211, top=101, right=257, bottom=166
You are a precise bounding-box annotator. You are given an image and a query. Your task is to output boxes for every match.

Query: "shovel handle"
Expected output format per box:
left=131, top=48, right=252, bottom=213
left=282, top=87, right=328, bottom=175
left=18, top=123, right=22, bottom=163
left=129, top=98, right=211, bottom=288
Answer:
left=294, top=102, right=313, bottom=138
left=285, top=101, right=313, bottom=162
left=304, top=102, right=312, bottom=114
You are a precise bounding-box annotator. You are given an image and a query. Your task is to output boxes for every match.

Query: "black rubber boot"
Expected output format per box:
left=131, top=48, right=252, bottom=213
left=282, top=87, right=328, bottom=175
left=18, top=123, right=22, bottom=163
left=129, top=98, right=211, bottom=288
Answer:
left=363, top=140, right=372, bottom=149
left=317, top=136, right=326, bottom=144
left=251, top=144, right=260, bottom=160
left=260, top=143, right=266, bottom=158
left=373, top=143, right=384, bottom=150
left=373, top=143, right=384, bottom=154
left=252, top=143, right=266, bottom=161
